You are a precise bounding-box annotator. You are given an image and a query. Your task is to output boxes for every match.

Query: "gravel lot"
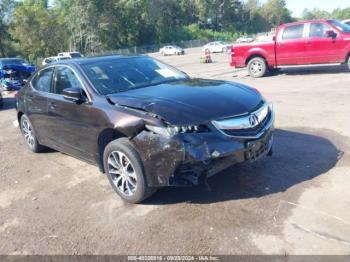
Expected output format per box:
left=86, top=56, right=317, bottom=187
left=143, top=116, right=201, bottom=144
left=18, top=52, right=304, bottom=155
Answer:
left=0, top=47, right=350, bottom=255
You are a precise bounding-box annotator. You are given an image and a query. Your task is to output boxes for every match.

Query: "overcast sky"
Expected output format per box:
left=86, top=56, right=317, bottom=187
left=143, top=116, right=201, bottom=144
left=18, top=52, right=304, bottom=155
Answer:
left=261, top=0, right=350, bottom=17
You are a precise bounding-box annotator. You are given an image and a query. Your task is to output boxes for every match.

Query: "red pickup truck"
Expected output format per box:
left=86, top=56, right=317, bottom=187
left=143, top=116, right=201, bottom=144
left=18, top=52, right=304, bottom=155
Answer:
left=231, top=19, right=350, bottom=77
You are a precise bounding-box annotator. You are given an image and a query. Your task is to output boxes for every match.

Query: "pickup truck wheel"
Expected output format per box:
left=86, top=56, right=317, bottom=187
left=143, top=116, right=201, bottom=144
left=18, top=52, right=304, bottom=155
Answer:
left=103, top=138, right=157, bottom=204
left=247, top=57, right=267, bottom=78
left=347, top=56, right=350, bottom=71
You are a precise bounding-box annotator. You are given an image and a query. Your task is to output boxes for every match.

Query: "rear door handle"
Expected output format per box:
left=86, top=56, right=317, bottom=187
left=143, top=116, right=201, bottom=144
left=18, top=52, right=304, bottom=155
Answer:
left=49, top=102, right=57, bottom=110
left=27, top=95, right=34, bottom=102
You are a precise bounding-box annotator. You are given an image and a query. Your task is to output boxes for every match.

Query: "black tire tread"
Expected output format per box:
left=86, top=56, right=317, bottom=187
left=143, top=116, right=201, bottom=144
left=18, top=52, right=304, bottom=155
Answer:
left=247, top=57, right=267, bottom=78
left=20, top=114, right=45, bottom=153
left=103, top=138, right=157, bottom=203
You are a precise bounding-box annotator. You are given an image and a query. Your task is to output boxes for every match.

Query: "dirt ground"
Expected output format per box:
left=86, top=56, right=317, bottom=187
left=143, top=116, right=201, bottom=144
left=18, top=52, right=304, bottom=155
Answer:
left=0, top=47, right=350, bottom=255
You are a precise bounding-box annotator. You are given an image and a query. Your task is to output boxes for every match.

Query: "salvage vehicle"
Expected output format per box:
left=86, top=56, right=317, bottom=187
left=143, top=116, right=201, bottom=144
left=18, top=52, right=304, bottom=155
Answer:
left=159, top=45, right=185, bottom=56
left=203, top=41, right=231, bottom=53
left=16, top=55, right=274, bottom=203
left=237, top=35, right=254, bottom=43
left=58, top=52, right=82, bottom=58
left=42, top=56, right=70, bottom=66
left=0, top=58, right=36, bottom=90
left=231, top=19, right=350, bottom=77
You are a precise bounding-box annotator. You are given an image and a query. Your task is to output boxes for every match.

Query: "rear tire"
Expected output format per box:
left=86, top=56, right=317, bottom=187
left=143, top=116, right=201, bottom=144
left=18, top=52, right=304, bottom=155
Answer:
left=20, top=114, right=45, bottom=153
left=346, top=56, right=350, bottom=71
left=247, top=57, right=267, bottom=78
left=103, top=138, right=157, bottom=204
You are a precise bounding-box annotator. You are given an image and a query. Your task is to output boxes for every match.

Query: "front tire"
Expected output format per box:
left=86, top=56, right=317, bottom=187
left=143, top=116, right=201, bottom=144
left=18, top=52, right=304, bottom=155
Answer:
left=346, top=56, right=350, bottom=71
left=247, top=57, right=267, bottom=78
left=20, top=114, right=45, bottom=153
left=103, top=138, right=157, bottom=203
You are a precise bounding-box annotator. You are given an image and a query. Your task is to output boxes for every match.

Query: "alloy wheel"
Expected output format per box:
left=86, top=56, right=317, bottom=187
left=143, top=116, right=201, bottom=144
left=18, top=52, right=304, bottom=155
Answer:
left=107, top=151, right=137, bottom=196
left=22, top=118, right=35, bottom=148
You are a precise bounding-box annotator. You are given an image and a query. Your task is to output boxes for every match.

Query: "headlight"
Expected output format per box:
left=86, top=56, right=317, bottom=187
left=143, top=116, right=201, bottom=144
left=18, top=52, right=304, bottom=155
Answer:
left=146, top=124, right=202, bottom=137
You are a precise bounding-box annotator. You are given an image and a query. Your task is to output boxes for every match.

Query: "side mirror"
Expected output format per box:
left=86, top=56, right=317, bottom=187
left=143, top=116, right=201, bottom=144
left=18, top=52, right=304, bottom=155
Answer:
left=326, top=30, right=337, bottom=39
left=63, top=87, right=85, bottom=103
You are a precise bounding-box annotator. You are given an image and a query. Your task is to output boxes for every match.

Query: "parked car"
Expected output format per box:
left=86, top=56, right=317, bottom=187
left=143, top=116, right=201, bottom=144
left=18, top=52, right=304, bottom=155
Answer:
left=42, top=56, right=70, bottom=66
left=0, top=58, right=36, bottom=91
left=159, top=45, right=185, bottom=56
left=342, top=19, right=350, bottom=26
left=57, top=52, right=82, bottom=58
left=202, top=41, right=230, bottom=53
left=16, top=55, right=274, bottom=203
left=237, top=35, right=254, bottom=43
left=231, top=19, right=350, bottom=77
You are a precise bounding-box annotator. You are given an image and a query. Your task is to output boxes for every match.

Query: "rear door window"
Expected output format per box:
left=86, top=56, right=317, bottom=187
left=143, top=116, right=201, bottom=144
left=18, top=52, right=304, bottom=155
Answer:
left=282, top=24, right=304, bottom=40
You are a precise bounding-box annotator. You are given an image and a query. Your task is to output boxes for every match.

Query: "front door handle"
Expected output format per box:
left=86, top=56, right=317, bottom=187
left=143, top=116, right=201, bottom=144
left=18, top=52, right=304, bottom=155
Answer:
left=49, top=102, right=57, bottom=110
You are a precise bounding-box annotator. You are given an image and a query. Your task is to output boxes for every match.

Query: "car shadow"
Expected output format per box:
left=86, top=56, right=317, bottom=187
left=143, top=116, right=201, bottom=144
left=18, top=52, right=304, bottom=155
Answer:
left=0, top=96, right=16, bottom=111
left=268, top=65, right=348, bottom=77
left=144, top=129, right=341, bottom=205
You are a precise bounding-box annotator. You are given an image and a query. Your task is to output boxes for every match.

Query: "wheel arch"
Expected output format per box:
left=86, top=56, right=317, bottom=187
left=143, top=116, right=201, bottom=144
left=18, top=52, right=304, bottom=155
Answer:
left=17, top=111, right=24, bottom=126
left=345, top=51, right=350, bottom=63
left=97, top=128, right=127, bottom=173
left=245, top=53, right=267, bottom=66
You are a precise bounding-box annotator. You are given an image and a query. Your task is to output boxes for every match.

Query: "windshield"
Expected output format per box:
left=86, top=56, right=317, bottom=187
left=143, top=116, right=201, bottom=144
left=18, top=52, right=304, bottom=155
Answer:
left=70, top=53, right=82, bottom=58
left=81, top=56, right=188, bottom=95
left=328, top=19, right=350, bottom=33
left=58, top=57, right=70, bottom=61
left=1, top=59, right=27, bottom=66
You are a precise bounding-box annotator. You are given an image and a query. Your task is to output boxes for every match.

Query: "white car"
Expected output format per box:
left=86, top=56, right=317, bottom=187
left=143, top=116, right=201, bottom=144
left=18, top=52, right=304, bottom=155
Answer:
left=202, top=41, right=230, bottom=53
left=159, top=46, right=185, bottom=56
left=342, top=19, right=350, bottom=26
left=57, top=51, right=83, bottom=58
left=237, top=36, right=254, bottom=43
left=42, top=56, right=70, bottom=66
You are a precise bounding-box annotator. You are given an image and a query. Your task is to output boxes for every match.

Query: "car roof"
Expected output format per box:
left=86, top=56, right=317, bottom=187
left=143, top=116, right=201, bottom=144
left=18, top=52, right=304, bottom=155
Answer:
left=281, top=19, right=331, bottom=27
left=59, top=51, right=80, bottom=54
left=0, top=58, right=25, bottom=61
left=51, top=55, right=146, bottom=67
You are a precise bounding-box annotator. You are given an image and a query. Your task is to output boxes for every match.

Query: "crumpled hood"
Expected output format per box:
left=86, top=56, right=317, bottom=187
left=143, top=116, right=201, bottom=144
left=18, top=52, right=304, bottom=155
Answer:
left=0, top=64, right=36, bottom=73
left=107, top=79, right=263, bottom=125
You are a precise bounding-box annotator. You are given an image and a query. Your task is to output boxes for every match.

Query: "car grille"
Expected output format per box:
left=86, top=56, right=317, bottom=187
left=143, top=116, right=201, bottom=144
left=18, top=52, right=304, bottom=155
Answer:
left=212, top=103, right=273, bottom=138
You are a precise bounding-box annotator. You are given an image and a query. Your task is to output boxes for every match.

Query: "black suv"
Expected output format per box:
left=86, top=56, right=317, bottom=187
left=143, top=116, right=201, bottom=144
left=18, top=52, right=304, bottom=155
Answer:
left=16, top=55, right=274, bottom=203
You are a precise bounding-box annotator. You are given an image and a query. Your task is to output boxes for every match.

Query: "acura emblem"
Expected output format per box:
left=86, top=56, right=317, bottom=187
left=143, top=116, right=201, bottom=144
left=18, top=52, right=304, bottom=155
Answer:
left=249, top=114, right=259, bottom=127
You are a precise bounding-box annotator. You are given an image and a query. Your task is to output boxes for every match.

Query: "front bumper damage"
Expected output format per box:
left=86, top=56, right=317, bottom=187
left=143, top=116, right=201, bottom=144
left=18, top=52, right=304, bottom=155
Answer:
left=132, top=123, right=274, bottom=187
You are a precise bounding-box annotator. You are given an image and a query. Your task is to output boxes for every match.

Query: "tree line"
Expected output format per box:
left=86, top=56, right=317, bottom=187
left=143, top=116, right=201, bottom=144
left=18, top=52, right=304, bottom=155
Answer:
left=0, top=0, right=349, bottom=62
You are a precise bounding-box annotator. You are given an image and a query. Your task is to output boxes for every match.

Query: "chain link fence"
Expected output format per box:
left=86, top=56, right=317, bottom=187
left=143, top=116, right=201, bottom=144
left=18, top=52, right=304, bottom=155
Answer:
left=89, top=39, right=211, bottom=56
left=89, top=31, right=276, bottom=57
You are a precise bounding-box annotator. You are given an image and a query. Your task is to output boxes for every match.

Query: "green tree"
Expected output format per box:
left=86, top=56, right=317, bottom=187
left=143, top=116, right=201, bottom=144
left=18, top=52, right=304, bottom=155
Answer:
left=301, top=8, right=330, bottom=20
left=331, top=8, right=350, bottom=20
left=243, top=0, right=269, bottom=33
left=11, top=0, right=67, bottom=61
left=261, top=0, right=293, bottom=27
left=0, top=0, right=16, bottom=57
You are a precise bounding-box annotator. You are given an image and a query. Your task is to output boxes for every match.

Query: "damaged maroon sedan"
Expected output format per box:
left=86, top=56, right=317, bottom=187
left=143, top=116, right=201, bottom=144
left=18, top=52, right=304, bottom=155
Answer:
left=16, top=55, right=274, bottom=203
